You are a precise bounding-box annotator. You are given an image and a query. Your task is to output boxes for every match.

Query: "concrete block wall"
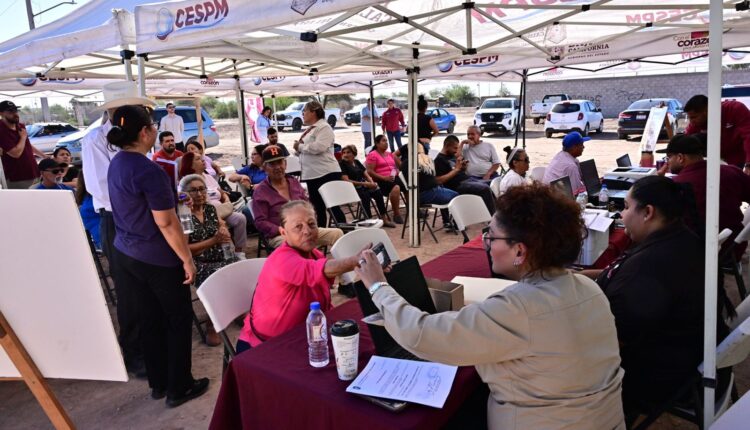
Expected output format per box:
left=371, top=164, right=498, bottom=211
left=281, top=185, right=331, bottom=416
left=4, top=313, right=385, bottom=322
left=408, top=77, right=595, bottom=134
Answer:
left=525, top=70, right=750, bottom=118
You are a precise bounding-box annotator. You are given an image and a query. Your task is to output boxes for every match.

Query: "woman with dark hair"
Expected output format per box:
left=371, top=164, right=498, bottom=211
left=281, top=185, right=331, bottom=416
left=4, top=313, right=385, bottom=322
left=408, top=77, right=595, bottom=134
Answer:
left=356, top=183, right=625, bottom=429
left=75, top=169, right=101, bottom=249
left=184, top=138, right=223, bottom=179
left=292, top=100, right=345, bottom=227
left=257, top=106, right=273, bottom=143
left=594, top=175, right=730, bottom=422
left=339, top=144, right=395, bottom=227
left=498, top=146, right=531, bottom=194
left=227, top=143, right=267, bottom=192
left=179, top=151, right=247, bottom=258
left=365, top=134, right=404, bottom=223
left=416, top=95, right=439, bottom=152
left=106, top=104, right=208, bottom=407
left=53, top=146, right=79, bottom=188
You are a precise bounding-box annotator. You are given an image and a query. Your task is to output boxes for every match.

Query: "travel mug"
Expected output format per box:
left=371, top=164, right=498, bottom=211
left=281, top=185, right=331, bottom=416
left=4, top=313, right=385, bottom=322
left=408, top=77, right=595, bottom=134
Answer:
left=330, top=319, right=360, bottom=381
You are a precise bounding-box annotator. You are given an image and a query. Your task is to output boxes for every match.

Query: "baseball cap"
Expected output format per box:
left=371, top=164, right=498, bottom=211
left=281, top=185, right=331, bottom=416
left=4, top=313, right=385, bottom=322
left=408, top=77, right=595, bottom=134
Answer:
left=38, top=158, right=67, bottom=171
left=655, top=134, right=706, bottom=155
left=0, top=100, right=20, bottom=112
left=562, top=131, right=591, bottom=148
left=262, top=144, right=289, bottom=164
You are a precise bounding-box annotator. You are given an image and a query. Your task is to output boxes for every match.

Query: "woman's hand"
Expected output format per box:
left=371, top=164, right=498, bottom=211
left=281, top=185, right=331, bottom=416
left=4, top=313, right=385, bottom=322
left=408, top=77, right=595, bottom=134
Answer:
left=293, top=139, right=301, bottom=152
left=183, top=259, right=197, bottom=285
left=216, top=226, right=231, bottom=243
left=354, top=249, right=387, bottom=288
left=365, top=181, right=378, bottom=189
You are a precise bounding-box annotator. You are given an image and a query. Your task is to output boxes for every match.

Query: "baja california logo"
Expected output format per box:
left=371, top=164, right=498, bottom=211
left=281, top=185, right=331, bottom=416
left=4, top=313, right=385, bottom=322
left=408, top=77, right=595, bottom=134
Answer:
left=17, top=77, right=86, bottom=87
left=252, top=77, right=286, bottom=86
left=155, top=0, right=229, bottom=41
left=436, top=56, right=500, bottom=73
left=672, top=31, right=709, bottom=52
left=291, top=0, right=318, bottom=15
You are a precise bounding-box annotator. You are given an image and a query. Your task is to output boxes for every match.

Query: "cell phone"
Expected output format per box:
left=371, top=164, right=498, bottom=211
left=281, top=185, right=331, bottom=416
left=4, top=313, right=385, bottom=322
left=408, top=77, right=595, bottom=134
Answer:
left=372, top=242, right=391, bottom=268
left=357, top=394, right=408, bottom=412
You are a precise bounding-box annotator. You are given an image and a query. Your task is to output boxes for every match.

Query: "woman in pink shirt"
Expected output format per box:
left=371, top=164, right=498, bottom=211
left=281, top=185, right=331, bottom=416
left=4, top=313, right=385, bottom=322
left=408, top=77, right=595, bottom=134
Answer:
left=238, top=200, right=361, bottom=352
left=365, top=134, right=404, bottom=224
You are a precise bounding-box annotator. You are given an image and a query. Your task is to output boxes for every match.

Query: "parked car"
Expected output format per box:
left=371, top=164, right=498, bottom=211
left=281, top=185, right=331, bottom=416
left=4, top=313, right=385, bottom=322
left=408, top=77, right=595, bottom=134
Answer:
left=617, top=98, right=684, bottom=140
left=404, top=108, right=457, bottom=135
left=27, top=122, right=79, bottom=154
left=57, top=106, right=219, bottom=164
left=544, top=100, right=604, bottom=138
left=530, top=94, right=570, bottom=124
left=343, top=104, right=385, bottom=126
left=474, top=97, right=521, bottom=136
left=275, top=102, right=340, bottom=131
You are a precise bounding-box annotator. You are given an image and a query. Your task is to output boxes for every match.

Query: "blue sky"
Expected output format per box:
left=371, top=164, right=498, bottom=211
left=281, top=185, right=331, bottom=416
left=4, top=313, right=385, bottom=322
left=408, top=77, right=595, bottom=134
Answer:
left=0, top=0, right=89, bottom=40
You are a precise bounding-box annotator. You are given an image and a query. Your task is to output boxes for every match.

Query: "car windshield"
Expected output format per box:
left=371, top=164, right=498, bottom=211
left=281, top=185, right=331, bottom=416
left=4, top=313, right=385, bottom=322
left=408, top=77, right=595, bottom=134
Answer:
left=288, top=103, right=305, bottom=111
left=551, top=103, right=581, bottom=113
left=481, top=99, right=513, bottom=109
left=543, top=95, right=565, bottom=103
left=27, top=124, right=42, bottom=135
left=628, top=100, right=669, bottom=110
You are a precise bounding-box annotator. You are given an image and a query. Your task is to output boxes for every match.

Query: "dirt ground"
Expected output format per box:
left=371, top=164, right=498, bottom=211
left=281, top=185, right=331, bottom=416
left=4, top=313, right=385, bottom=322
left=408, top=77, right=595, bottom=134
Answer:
left=1, top=109, right=746, bottom=429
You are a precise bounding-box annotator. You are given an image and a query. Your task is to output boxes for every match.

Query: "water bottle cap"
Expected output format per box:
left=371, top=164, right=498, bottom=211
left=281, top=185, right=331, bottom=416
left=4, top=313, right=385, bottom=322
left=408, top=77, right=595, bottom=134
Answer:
left=310, top=302, right=321, bottom=311
left=601, top=184, right=607, bottom=189
left=178, top=192, right=187, bottom=199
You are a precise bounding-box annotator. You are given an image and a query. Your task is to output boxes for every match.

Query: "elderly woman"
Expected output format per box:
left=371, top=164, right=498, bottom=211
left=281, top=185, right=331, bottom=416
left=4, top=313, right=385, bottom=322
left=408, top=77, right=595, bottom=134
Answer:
left=53, top=146, right=79, bottom=188
left=227, top=144, right=267, bottom=192
left=237, top=200, right=361, bottom=352
left=498, top=146, right=531, bottom=194
left=365, top=134, right=404, bottom=224
left=179, top=151, right=246, bottom=259
left=179, top=174, right=238, bottom=347
left=593, top=176, right=730, bottom=423
left=339, top=144, right=395, bottom=227
left=293, top=100, right=345, bottom=227
left=356, top=183, right=625, bottom=429
left=184, top=137, right=224, bottom=179
left=105, top=105, right=207, bottom=407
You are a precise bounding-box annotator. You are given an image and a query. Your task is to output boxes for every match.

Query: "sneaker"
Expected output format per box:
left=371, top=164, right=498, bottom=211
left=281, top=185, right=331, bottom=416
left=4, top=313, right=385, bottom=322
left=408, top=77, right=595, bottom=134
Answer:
left=165, top=378, right=210, bottom=408
left=234, top=252, right=246, bottom=260
left=393, top=215, right=404, bottom=224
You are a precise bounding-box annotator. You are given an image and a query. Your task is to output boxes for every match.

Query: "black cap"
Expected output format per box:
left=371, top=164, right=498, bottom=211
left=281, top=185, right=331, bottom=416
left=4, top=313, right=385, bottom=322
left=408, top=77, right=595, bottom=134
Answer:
left=655, top=134, right=706, bottom=155
left=0, top=100, right=20, bottom=112
left=262, top=144, right=289, bottom=163
left=38, top=158, right=67, bottom=171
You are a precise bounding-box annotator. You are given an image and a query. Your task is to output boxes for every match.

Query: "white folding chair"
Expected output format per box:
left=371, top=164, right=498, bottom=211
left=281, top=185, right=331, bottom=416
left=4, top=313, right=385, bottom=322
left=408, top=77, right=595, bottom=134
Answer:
left=285, top=155, right=302, bottom=176
left=331, top=229, right=400, bottom=284
left=489, top=175, right=503, bottom=197
left=428, top=148, right=440, bottom=160
left=529, top=166, right=546, bottom=182
left=230, top=156, right=246, bottom=172
left=724, top=222, right=750, bottom=300
left=318, top=180, right=381, bottom=229
left=398, top=171, right=440, bottom=243
left=197, top=258, right=267, bottom=368
left=728, top=294, right=750, bottom=331
left=448, top=194, right=493, bottom=243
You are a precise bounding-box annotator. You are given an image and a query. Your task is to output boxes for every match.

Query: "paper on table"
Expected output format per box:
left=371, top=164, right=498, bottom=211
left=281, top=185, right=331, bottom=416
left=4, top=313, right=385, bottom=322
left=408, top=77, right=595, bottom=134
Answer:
left=346, top=356, right=458, bottom=408
left=583, top=210, right=614, bottom=232
left=451, top=276, right=516, bottom=305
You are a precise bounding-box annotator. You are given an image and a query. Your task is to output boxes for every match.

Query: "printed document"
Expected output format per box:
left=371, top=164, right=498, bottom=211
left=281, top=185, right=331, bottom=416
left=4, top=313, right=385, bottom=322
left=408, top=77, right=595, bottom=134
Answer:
left=346, top=356, right=458, bottom=408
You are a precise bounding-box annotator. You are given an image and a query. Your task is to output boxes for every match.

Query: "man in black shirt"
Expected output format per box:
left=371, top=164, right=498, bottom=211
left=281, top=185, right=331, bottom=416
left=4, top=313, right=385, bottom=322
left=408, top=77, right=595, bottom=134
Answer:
left=434, top=135, right=496, bottom=214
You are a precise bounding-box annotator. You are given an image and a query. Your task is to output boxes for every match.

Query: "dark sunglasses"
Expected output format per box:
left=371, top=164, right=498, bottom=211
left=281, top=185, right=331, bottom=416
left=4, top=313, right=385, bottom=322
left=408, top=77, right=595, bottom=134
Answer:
left=45, top=168, right=64, bottom=174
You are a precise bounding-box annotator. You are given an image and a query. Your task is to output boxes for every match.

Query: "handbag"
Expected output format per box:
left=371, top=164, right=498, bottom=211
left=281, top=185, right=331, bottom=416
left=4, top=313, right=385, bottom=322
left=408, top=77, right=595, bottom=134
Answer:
left=211, top=200, right=235, bottom=219
left=219, top=178, right=243, bottom=203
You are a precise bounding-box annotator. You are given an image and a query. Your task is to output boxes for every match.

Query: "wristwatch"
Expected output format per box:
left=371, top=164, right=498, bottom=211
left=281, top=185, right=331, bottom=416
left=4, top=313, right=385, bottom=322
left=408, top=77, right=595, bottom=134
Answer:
left=369, top=281, right=390, bottom=296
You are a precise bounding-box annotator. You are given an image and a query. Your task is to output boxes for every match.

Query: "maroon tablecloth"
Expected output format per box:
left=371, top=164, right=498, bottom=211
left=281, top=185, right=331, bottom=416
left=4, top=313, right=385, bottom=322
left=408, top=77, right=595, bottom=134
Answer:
left=209, top=300, right=482, bottom=430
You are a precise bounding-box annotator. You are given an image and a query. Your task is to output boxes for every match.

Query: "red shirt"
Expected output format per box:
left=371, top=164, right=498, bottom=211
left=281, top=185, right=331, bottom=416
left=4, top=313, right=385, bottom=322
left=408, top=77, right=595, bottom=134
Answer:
left=673, top=160, right=750, bottom=235
left=151, top=148, right=183, bottom=189
left=0, top=121, right=39, bottom=182
left=381, top=107, right=405, bottom=132
left=685, top=100, right=750, bottom=166
left=240, top=243, right=333, bottom=347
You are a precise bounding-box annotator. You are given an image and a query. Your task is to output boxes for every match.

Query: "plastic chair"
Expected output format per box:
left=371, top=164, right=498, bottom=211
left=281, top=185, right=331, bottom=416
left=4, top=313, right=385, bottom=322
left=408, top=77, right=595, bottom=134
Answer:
left=721, top=222, right=750, bottom=301
left=197, top=258, right=267, bottom=369
left=319, top=180, right=372, bottom=228
left=285, top=155, right=302, bottom=177
left=246, top=201, right=275, bottom=257
left=230, top=157, right=246, bottom=172
left=398, top=171, right=440, bottom=243
left=728, top=294, right=750, bottom=331
left=489, top=175, right=503, bottom=197
left=529, top=166, right=546, bottom=182
left=448, top=195, right=493, bottom=243
left=331, top=229, right=400, bottom=284
left=428, top=149, right=440, bottom=160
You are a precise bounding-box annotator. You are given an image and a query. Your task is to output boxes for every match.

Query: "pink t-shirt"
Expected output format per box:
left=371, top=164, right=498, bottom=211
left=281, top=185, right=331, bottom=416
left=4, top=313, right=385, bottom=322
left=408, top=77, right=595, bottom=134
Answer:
left=365, top=150, right=397, bottom=178
left=240, top=243, right=333, bottom=347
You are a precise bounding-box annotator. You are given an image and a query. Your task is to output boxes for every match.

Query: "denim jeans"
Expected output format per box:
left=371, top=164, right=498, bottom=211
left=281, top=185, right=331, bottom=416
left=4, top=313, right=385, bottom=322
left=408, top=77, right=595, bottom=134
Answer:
left=386, top=130, right=402, bottom=152
left=362, top=131, right=372, bottom=149
left=420, top=186, right=458, bottom=224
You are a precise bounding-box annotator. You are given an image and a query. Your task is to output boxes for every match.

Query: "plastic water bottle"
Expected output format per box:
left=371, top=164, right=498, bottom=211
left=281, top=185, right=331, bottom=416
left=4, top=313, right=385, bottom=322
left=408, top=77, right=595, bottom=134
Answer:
left=221, top=242, right=234, bottom=260
left=576, top=191, right=588, bottom=211
left=306, top=302, right=329, bottom=368
left=177, top=193, right=194, bottom=234
left=598, top=184, right=609, bottom=207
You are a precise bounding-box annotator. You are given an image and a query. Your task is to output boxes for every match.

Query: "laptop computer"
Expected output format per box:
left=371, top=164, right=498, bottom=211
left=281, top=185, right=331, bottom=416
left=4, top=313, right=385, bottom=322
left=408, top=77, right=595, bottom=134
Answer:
left=616, top=154, right=632, bottom=167
left=550, top=176, right=573, bottom=199
left=354, top=256, right=436, bottom=361
left=580, top=159, right=628, bottom=200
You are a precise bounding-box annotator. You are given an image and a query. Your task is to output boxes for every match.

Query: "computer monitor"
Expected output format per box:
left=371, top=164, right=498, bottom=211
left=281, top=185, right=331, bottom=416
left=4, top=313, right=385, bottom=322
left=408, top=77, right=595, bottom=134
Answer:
left=616, top=154, right=632, bottom=167
left=580, top=159, right=602, bottom=196
left=550, top=176, right=573, bottom=199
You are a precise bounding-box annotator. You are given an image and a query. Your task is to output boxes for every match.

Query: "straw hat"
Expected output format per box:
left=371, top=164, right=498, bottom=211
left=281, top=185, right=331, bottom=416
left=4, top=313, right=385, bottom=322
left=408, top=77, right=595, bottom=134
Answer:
left=101, top=81, right=155, bottom=110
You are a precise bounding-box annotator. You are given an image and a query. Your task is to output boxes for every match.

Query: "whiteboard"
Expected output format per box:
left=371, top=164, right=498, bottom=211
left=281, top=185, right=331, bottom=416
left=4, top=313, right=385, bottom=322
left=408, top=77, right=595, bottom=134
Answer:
left=639, top=106, right=669, bottom=153
left=0, top=190, right=127, bottom=381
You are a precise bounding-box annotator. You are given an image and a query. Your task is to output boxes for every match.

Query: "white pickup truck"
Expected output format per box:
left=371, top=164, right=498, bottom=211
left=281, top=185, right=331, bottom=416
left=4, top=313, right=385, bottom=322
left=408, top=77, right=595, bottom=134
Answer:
left=473, top=97, right=521, bottom=136
left=274, top=102, right=340, bottom=131
left=529, top=94, right=570, bottom=124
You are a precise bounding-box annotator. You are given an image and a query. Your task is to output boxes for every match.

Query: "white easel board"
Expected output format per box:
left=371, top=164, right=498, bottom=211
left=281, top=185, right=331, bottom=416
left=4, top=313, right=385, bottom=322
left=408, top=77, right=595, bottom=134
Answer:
left=0, top=190, right=127, bottom=381
left=639, top=106, right=668, bottom=153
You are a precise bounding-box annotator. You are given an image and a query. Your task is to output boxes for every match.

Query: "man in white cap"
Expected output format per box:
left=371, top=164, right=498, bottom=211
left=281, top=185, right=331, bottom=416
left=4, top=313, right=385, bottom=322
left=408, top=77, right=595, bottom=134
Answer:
left=82, top=81, right=154, bottom=377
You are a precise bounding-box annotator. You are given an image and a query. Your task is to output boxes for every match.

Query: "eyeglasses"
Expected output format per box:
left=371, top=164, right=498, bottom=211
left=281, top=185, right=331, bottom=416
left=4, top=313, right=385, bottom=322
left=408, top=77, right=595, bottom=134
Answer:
left=186, top=186, right=207, bottom=194
left=481, top=232, right=517, bottom=250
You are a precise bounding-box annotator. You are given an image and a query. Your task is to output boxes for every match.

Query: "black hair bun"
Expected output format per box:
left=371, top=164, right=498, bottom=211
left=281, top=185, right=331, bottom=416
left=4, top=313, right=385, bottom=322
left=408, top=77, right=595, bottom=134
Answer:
left=503, top=145, right=512, bottom=155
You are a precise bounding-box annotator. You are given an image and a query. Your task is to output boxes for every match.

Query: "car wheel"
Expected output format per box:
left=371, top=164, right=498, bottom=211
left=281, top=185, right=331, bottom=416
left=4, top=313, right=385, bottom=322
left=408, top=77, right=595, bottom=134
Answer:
left=545, top=130, right=553, bottom=138
left=277, top=127, right=284, bottom=132
left=447, top=122, right=455, bottom=134
left=345, top=121, right=352, bottom=126
left=327, top=115, right=337, bottom=128
left=596, top=120, right=604, bottom=134
left=292, top=118, right=303, bottom=131
left=507, top=122, right=517, bottom=136
left=618, top=133, right=628, bottom=140
left=582, top=123, right=590, bottom=137
left=533, top=118, right=540, bottom=125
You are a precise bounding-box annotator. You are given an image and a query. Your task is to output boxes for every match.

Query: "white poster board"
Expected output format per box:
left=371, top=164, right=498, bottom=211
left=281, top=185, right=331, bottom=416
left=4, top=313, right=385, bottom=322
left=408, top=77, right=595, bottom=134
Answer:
left=0, top=190, right=127, bottom=381
left=639, top=106, right=669, bottom=153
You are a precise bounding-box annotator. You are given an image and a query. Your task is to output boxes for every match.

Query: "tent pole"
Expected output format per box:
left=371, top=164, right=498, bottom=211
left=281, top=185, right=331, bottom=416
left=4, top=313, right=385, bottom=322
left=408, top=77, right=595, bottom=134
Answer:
left=235, top=76, right=248, bottom=161
left=702, top=1, right=722, bottom=427
left=408, top=46, right=420, bottom=248
left=136, top=55, right=146, bottom=97
left=272, top=94, right=278, bottom=128
left=369, top=81, right=377, bottom=150
left=522, top=69, right=528, bottom=149
left=120, top=47, right=134, bottom=81
left=514, top=77, right=520, bottom=148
